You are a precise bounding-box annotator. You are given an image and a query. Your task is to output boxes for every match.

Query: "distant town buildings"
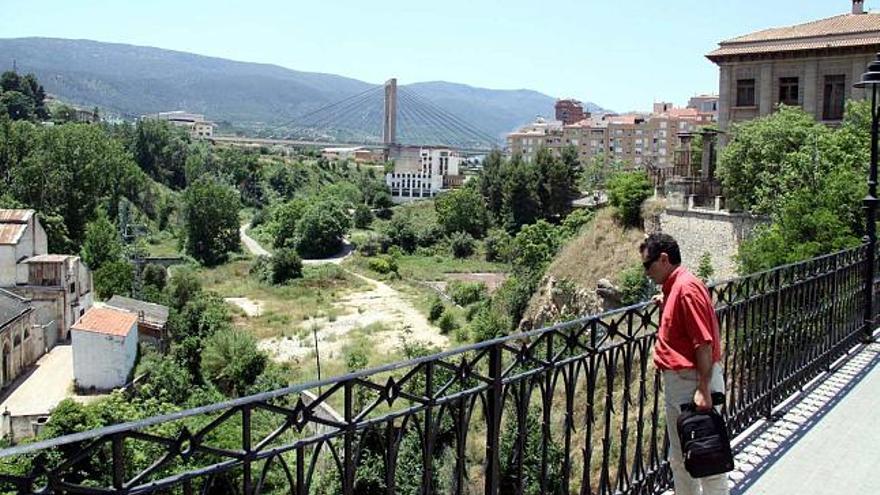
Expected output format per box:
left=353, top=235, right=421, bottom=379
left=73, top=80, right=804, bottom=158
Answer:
left=321, top=146, right=385, bottom=163
left=71, top=307, right=138, bottom=391
left=707, top=0, right=880, bottom=135
left=143, top=111, right=215, bottom=139
left=507, top=102, right=715, bottom=169
left=687, top=94, right=719, bottom=120
left=555, top=99, right=588, bottom=125
left=385, top=146, right=464, bottom=203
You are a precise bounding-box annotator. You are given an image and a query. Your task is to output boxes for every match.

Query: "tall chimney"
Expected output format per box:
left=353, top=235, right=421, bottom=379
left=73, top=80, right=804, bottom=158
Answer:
left=854, top=0, right=865, bottom=14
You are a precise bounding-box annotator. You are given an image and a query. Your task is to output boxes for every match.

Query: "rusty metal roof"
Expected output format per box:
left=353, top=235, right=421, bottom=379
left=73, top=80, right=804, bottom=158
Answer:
left=0, top=224, right=27, bottom=245
left=105, top=296, right=169, bottom=328
left=0, top=209, right=34, bottom=224
left=22, top=254, right=74, bottom=263
left=72, top=307, right=137, bottom=337
left=708, top=13, right=880, bottom=60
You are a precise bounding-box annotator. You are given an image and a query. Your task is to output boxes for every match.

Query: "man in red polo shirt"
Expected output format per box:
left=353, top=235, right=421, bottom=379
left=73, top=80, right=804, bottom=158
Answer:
left=640, top=233, right=728, bottom=495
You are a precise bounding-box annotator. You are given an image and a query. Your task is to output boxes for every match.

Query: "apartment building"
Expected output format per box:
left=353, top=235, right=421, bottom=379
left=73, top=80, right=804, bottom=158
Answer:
left=508, top=105, right=711, bottom=169
left=143, top=111, right=216, bottom=139
left=555, top=99, right=587, bottom=125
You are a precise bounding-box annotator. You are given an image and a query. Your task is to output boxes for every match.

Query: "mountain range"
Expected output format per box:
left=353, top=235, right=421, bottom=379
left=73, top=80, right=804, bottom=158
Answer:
left=0, top=37, right=607, bottom=139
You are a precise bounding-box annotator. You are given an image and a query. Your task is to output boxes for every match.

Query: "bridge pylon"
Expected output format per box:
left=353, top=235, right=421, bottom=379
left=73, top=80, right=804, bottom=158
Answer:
left=383, top=78, right=398, bottom=157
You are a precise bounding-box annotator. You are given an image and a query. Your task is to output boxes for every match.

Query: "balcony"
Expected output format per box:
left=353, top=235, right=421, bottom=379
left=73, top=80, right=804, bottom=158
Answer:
left=0, top=246, right=877, bottom=494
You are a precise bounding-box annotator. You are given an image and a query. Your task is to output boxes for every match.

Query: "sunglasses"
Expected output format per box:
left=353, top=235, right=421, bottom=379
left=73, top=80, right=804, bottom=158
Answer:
left=643, top=254, right=660, bottom=271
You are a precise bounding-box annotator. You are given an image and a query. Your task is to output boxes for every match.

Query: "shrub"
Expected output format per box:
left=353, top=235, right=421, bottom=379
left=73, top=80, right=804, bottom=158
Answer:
left=353, top=203, right=373, bottom=229
left=249, top=255, right=272, bottom=282
left=141, top=263, right=167, bottom=291
left=484, top=228, right=511, bottom=262
left=295, top=199, right=351, bottom=258
left=447, top=280, right=487, bottom=306
left=560, top=209, right=594, bottom=238
left=697, top=251, right=715, bottom=282
left=368, top=255, right=398, bottom=275
left=618, top=262, right=655, bottom=305
left=383, top=213, right=417, bottom=252
left=416, top=222, right=444, bottom=247
left=448, top=231, right=475, bottom=258
left=271, top=248, right=303, bottom=284
left=437, top=312, right=457, bottom=334
left=200, top=328, right=267, bottom=397
left=94, top=260, right=132, bottom=300
left=356, top=233, right=384, bottom=257
left=428, top=296, right=444, bottom=322
left=607, top=171, right=652, bottom=228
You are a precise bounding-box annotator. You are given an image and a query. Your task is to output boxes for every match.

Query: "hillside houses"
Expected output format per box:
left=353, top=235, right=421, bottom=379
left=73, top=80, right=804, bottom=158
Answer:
left=0, top=209, right=93, bottom=352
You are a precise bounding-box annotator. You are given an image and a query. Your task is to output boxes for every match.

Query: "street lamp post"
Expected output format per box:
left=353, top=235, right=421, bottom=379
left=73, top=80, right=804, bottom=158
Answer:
left=855, top=54, right=880, bottom=342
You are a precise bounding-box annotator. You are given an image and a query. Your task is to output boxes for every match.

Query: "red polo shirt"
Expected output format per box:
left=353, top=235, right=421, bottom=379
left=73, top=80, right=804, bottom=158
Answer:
left=654, top=266, right=722, bottom=371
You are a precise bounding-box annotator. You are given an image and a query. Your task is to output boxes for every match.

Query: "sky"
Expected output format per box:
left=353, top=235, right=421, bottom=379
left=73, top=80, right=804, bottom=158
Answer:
left=0, top=0, right=868, bottom=112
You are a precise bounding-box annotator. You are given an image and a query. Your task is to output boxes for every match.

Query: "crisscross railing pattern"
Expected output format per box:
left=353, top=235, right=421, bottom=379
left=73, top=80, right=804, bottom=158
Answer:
left=0, top=245, right=872, bottom=495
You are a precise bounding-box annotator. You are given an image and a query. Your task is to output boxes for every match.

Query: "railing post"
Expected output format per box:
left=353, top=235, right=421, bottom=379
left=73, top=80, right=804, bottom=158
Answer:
left=484, top=343, right=503, bottom=495
left=767, top=269, right=781, bottom=419
left=863, top=85, right=879, bottom=343
left=242, top=405, right=252, bottom=495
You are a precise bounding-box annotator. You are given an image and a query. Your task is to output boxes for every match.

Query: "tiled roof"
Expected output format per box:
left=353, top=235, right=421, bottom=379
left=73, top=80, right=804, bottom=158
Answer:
left=0, top=210, right=34, bottom=224
left=105, top=296, right=169, bottom=327
left=72, top=307, right=137, bottom=337
left=708, top=13, right=880, bottom=60
left=0, top=289, right=31, bottom=329
left=0, top=224, right=27, bottom=245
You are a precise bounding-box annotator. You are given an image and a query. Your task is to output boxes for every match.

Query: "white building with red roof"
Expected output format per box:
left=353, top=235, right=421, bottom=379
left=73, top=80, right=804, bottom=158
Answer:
left=71, top=307, right=138, bottom=391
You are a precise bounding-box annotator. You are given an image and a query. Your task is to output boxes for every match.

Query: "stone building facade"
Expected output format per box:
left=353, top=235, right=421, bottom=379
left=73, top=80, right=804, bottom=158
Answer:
left=707, top=1, right=880, bottom=137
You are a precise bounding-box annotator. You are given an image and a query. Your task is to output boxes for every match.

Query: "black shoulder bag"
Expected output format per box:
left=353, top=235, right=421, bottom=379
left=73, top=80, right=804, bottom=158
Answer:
left=676, top=392, right=735, bottom=478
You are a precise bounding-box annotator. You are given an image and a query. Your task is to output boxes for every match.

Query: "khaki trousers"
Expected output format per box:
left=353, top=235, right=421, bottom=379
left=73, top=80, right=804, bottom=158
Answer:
left=662, top=364, right=730, bottom=495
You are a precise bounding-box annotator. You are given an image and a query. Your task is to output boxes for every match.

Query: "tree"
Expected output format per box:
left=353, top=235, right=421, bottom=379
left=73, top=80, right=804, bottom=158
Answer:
left=133, top=119, right=189, bottom=189
left=480, top=150, right=505, bottom=221
left=722, top=103, right=868, bottom=273
left=0, top=91, right=34, bottom=121
left=353, top=203, right=373, bottom=229
left=717, top=106, right=832, bottom=214
left=0, top=71, right=22, bottom=93
left=484, top=228, right=511, bottom=262
left=435, top=186, right=488, bottom=238
left=272, top=199, right=307, bottom=248
left=94, top=260, right=133, bottom=299
left=168, top=267, right=202, bottom=310
left=294, top=199, right=350, bottom=258
left=183, top=175, right=240, bottom=266
left=200, top=328, right=268, bottom=397
left=80, top=211, right=123, bottom=271
left=142, top=263, right=167, bottom=291
left=509, top=220, right=560, bottom=275
left=606, top=171, right=652, bottom=227
left=383, top=212, right=418, bottom=253
left=538, top=146, right=578, bottom=219
left=501, top=155, right=541, bottom=232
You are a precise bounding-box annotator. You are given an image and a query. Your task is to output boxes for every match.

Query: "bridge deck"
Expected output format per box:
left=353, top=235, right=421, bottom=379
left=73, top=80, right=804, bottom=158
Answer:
left=729, top=340, right=880, bottom=494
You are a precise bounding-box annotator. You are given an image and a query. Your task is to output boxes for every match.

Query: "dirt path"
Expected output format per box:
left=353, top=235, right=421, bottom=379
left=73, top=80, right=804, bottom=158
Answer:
left=259, top=271, right=448, bottom=363
left=240, top=223, right=270, bottom=257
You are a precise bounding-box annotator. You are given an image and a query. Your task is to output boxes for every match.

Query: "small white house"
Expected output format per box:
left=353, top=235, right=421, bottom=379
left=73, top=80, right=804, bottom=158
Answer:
left=71, top=307, right=138, bottom=391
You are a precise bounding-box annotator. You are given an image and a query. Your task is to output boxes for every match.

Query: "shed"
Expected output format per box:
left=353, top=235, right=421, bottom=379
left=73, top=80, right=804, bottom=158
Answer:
left=71, top=307, right=138, bottom=391
left=104, top=295, right=169, bottom=349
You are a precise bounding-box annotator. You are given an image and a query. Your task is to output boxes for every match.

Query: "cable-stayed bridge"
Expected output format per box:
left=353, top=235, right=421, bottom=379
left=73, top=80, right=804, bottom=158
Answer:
left=255, top=79, right=501, bottom=155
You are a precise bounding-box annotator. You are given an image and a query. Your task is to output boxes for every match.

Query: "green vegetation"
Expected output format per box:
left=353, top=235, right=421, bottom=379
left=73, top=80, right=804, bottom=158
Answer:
left=0, top=71, right=49, bottom=121
left=720, top=104, right=868, bottom=272
left=183, top=175, right=241, bottom=265
left=607, top=170, right=652, bottom=228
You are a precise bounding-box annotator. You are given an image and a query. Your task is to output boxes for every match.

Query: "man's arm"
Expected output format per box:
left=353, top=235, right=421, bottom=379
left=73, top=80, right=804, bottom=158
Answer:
left=693, top=344, right=713, bottom=411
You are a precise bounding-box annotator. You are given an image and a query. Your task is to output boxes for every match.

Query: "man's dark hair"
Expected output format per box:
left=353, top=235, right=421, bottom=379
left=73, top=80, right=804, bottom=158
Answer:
left=639, top=233, right=682, bottom=265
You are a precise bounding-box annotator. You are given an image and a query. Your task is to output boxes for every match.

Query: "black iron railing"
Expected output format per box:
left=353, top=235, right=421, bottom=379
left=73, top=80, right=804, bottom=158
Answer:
left=0, top=245, right=874, bottom=495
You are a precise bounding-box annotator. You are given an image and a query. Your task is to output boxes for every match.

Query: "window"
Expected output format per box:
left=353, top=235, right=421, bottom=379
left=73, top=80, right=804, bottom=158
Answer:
left=823, top=74, right=846, bottom=120
left=736, top=79, right=756, bottom=107
left=779, top=77, right=799, bottom=106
